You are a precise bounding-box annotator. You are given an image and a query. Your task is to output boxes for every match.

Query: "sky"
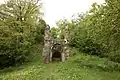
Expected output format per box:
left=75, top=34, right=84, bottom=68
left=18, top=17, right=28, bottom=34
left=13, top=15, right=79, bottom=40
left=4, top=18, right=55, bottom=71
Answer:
left=43, top=0, right=105, bottom=27
left=0, top=0, right=105, bottom=27
left=0, top=0, right=4, bottom=3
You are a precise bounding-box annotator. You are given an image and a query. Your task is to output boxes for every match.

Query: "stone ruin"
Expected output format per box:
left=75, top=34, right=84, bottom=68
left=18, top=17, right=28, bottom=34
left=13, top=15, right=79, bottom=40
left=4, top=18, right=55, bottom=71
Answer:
left=42, top=25, right=69, bottom=63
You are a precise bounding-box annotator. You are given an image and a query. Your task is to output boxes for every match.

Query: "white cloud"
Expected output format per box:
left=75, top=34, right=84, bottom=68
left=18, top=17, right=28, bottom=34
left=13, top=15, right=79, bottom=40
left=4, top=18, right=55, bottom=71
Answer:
left=43, top=0, right=105, bottom=27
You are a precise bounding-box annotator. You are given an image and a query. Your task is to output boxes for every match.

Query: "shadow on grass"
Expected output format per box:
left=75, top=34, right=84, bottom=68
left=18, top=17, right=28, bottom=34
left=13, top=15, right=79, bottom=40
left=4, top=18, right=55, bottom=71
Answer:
left=0, top=62, right=30, bottom=75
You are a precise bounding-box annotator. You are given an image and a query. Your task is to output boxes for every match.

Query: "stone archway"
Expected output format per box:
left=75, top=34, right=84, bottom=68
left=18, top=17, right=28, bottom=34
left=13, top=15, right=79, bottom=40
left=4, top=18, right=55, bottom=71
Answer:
left=52, top=51, right=61, bottom=61
left=43, top=24, right=69, bottom=63
left=51, top=43, right=62, bottom=61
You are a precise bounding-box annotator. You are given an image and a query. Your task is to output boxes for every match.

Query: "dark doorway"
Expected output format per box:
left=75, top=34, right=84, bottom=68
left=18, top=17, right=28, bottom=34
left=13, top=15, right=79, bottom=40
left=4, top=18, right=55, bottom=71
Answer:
left=52, top=51, right=61, bottom=61
left=51, top=42, right=62, bottom=61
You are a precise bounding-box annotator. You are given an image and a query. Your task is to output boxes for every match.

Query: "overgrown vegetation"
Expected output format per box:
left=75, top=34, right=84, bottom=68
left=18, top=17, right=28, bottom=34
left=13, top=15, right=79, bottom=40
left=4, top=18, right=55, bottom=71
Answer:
left=0, top=0, right=120, bottom=79
left=0, top=49, right=120, bottom=80
left=55, top=0, right=120, bottom=63
left=0, top=0, right=45, bottom=69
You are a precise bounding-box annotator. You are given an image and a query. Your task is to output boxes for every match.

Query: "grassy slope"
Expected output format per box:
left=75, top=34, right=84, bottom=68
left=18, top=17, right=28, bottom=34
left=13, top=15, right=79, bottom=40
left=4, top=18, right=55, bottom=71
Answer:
left=0, top=52, right=120, bottom=80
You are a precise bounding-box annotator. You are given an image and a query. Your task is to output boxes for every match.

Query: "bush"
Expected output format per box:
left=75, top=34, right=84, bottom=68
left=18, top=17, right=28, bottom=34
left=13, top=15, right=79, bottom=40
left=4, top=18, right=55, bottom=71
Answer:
left=82, top=39, right=104, bottom=56
left=71, top=47, right=80, bottom=56
left=70, top=38, right=104, bottom=56
left=109, top=50, right=120, bottom=63
left=0, top=40, right=31, bottom=69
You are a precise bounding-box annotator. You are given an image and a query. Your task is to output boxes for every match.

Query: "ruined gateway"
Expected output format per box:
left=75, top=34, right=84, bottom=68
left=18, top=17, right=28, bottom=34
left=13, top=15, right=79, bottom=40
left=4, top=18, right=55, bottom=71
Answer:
left=43, top=25, right=69, bottom=63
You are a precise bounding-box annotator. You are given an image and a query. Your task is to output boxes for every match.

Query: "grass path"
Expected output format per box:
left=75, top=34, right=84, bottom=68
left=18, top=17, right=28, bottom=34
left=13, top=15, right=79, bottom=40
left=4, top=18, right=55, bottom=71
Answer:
left=40, top=62, right=62, bottom=80
left=0, top=53, right=120, bottom=80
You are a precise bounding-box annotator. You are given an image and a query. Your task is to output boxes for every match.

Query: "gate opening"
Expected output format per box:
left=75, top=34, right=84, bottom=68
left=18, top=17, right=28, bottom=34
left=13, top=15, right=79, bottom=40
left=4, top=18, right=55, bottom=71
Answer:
left=52, top=43, right=62, bottom=61
left=52, top=51, right=61, bottom=61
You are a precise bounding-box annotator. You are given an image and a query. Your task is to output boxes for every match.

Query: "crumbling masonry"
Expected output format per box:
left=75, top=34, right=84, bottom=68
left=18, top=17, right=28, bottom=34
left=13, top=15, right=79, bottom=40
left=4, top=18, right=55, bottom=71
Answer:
left=43, top=25, right=69, bottom=63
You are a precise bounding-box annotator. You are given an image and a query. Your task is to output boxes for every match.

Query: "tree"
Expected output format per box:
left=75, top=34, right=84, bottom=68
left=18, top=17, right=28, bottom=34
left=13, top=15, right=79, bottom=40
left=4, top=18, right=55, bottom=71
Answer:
left=56, top=0, right=120, bottom=61
left=0, top=0, right=45, bottom=68
left=51, top=27, right=58, bottom=39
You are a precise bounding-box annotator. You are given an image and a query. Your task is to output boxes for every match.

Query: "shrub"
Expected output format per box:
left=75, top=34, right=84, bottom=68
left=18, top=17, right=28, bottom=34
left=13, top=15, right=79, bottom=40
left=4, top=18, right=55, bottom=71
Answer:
left=71, top=47, right=80, bottom=56
left=0, top=39, right=31, bottom=69
left=70, top=38, right=104, bottom=56
left=82, top=39, right=104, bottom=56
left=109, top=50, right=120, bottom=63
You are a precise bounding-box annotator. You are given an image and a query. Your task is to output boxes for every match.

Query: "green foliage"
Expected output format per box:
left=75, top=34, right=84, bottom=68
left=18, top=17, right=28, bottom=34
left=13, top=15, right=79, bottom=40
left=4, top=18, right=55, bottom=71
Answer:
left=56, top=0, right=120, bottom=63
left=35, top=19, right=46, bottom=43
left=71, top=47, right=79, bottom=56
left=51, top=27, right=58, bottom=39
left=0, top=0, right=45, bottom=68
left=109, top=50, right=120, bottom=63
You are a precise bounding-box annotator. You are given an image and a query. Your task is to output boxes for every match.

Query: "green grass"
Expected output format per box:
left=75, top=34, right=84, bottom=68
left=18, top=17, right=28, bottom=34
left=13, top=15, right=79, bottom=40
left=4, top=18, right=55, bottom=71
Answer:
left=0, top=52, right=120, bottom=80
